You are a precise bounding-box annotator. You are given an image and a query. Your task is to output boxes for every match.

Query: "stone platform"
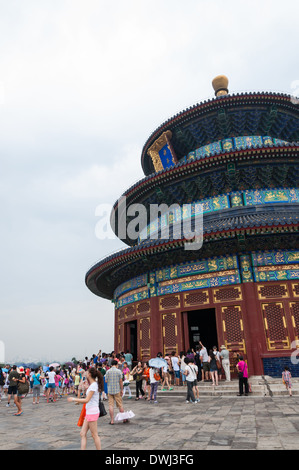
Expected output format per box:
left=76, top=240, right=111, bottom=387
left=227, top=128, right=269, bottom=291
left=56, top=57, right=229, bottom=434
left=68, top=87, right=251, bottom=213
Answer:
left=129, top=376, right=299, bottom=398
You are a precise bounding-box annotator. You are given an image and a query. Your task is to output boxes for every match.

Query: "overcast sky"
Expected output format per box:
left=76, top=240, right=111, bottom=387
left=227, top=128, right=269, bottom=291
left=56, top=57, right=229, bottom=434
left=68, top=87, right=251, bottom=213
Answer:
left=0, top=0, right=298, bottom=364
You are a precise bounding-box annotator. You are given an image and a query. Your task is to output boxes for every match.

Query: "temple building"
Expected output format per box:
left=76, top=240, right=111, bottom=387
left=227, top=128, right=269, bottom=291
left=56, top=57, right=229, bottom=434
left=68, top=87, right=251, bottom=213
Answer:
left=86, top=76, right=299, bottom=377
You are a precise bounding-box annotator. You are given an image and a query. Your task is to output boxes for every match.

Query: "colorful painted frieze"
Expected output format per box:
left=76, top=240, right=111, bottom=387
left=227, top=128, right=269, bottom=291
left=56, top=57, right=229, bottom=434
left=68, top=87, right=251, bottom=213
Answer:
left=116, top=286, right=149, bottom=308
left=139, top=195, right=229, bottom=241
left=184, top=135, right=290, bottom=163
left=195, top=141, right=221, bottom=159
left=186, top=151, right=195, bottom=162
left=239, top=255, right=254, bottom=282
left=114, top=273, right=148, bottom=299
left=244, top=188, right=299, bottom=205
left=253, top=265, right=299, bottom=282
left=234, top=135, right=263, bottom=150
left=273, top=137, right=289, bottom=146
left=251, top=250, right=299, bottom=267
left=148, top=272, right=157, bottom=297
left=222, top=138, right=233, bottom=152
left=230, top=192, right=243, bottom=207
left=156, top=269, right=241, bottom=296
left=155, top=255, right=238, bottom=283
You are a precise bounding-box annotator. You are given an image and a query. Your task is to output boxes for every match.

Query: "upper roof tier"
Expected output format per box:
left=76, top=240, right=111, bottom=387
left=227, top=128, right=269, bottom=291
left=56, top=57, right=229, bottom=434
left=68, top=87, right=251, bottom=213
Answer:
left=141, top=78, right=299, bottom=176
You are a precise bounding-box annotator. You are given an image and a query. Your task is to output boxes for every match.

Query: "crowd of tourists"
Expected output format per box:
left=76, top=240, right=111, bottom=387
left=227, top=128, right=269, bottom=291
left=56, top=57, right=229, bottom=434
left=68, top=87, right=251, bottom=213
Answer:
left=0, top=342, right=247, bottom=411
left=0, top=351, right=137, bottom=450
left=0, top=344, right=293, bottom=449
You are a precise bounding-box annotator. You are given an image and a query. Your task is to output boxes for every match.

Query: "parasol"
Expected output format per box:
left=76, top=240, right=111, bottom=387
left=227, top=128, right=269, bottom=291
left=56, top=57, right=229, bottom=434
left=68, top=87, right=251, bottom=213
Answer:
left=49, top=363, right=60, bottom=368
left=149, top=357, right=167, bottom=368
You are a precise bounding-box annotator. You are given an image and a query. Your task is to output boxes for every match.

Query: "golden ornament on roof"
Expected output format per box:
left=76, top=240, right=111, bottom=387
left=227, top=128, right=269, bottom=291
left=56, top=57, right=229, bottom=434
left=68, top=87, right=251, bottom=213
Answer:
left=212, top=75, right=229, bottom=96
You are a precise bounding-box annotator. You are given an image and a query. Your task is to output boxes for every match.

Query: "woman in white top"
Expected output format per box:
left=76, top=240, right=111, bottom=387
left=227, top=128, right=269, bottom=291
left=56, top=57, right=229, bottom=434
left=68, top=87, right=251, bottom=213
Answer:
left=68, top=367, right=104, bottom=450
left=183, top=358, right=198, bottom=404
left=46, top=367, right=57, bottom=403
left=171, top=352, right=180, bottom=387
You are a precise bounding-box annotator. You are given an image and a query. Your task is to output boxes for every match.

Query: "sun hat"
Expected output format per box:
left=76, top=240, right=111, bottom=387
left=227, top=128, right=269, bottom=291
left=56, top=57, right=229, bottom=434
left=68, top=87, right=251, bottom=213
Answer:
left=220, top=345, right=226, bottom=350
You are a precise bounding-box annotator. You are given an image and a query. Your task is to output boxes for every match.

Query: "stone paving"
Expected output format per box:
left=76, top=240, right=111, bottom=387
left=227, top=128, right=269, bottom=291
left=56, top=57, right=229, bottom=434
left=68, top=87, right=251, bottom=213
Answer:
left=1, top=384, right=299, bottom=450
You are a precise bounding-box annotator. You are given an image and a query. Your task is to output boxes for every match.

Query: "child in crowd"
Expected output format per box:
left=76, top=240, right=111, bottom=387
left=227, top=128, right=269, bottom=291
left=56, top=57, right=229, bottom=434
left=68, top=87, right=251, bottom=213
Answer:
left=68, top=372, right=74, bottom=394
left=122, top=362, right=132, bottom=399
left=55, top=372, right=62, bottom=398
left=63, top=374, right=70, bottom=395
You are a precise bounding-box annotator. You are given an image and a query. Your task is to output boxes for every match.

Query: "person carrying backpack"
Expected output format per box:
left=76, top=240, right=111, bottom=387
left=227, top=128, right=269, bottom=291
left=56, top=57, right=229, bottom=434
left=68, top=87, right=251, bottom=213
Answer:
left=32, top=368, right=41, bottom=404
left=149, top=367, right=160, bottom=403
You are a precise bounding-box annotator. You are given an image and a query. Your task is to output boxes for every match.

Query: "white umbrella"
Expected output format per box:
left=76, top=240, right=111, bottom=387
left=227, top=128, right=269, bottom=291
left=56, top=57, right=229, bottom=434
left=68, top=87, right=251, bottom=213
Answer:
left=149, top=357, right=167, bottom=368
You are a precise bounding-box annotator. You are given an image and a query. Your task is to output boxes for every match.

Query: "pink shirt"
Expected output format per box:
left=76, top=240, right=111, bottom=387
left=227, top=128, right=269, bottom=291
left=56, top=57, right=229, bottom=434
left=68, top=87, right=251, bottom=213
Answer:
left=54, top=374, right=61, bottom=386
left=237, top=361, right=248, bottom=378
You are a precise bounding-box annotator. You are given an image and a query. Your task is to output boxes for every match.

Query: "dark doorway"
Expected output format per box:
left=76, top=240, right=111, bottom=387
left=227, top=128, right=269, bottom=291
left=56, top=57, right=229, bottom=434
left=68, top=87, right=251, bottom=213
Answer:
left=187, top=308, right=218, bottom=352
left=126, top=320, right=137, bottom=361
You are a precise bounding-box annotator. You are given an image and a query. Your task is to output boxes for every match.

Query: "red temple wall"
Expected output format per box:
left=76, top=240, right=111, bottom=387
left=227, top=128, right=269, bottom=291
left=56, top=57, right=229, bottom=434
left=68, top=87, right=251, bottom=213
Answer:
left=114, top=280, right=299, bottom=377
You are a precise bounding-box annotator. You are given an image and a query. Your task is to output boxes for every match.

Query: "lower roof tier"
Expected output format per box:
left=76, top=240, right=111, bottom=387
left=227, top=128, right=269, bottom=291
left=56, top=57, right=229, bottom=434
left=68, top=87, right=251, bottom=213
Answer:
left=113, top=249, right=299, bottom=310
left=86, top=203, right=299, bottom=300
left=138, top=188, right=299, bottom=243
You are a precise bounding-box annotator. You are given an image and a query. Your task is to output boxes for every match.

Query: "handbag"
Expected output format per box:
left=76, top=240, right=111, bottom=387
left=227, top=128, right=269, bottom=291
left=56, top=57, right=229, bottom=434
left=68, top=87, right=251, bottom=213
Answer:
left=216, top=356, right=222, bottom=370
left=99, top=398, right=107, bottom=417
left=17, top=377, right=29, bottom=395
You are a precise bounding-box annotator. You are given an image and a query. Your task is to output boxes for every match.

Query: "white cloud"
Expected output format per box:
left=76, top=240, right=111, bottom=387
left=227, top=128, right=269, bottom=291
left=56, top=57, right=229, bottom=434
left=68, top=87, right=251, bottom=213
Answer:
left=62, top=144, right=143, bottom=202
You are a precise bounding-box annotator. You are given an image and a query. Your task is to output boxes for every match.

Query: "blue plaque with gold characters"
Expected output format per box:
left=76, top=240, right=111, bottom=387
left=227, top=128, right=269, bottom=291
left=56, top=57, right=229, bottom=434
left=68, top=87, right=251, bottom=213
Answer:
left=147, top=131, right=177, bottom=172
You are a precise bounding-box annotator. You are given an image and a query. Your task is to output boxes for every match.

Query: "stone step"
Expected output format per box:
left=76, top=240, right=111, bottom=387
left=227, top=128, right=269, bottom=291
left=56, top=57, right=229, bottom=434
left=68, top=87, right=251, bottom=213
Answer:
left=125, top=376, right=299, bottom=397
left=127, top=383, right=266, bottom=397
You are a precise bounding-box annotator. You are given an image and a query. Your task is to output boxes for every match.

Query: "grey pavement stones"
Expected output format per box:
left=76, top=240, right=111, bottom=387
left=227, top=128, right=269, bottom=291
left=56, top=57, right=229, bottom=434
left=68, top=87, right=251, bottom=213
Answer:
left=1, top=388, right=299, bottom=450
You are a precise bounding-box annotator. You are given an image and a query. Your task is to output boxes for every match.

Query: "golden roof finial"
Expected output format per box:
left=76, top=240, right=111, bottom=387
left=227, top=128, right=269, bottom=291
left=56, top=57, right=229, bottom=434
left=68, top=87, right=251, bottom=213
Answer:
left=212, top=75, right=229, bottom=97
